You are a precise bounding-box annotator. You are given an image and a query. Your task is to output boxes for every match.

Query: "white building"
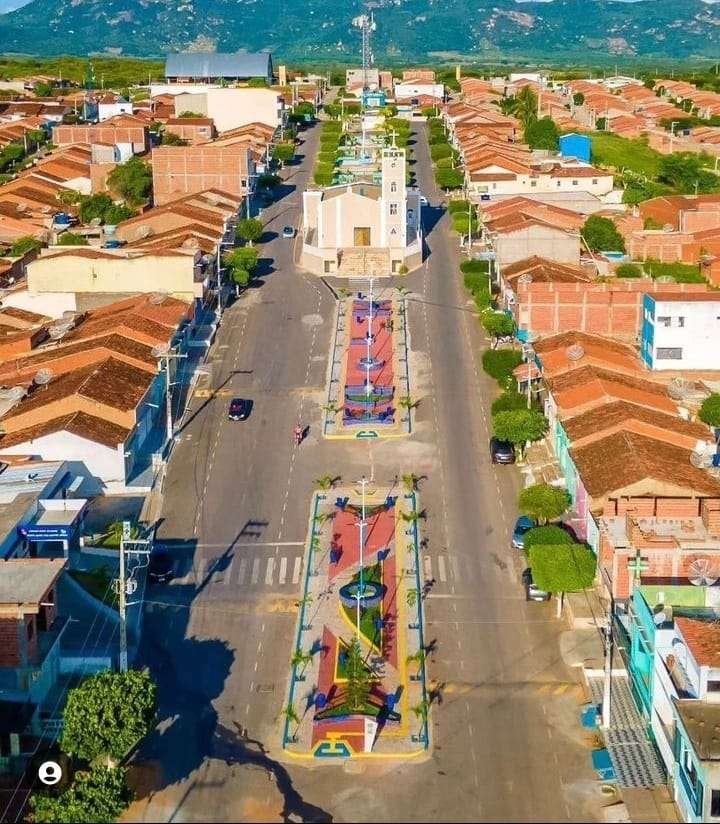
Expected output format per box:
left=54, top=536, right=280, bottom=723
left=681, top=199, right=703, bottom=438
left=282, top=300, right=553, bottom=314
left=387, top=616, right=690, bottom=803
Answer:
left=97, top=98, right=133, bottom=122
left=149, top=85, right=285, bottom=131
left=301, top=147, right=422, bottom=276
left=640, top=294, right=720, bottom=371
left=393, top=81, right=444, bottom=102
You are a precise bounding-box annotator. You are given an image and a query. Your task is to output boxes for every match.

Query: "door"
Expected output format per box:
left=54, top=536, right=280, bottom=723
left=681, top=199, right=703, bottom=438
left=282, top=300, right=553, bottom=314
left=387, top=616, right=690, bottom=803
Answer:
left=354, top=227, right=371, bottom=246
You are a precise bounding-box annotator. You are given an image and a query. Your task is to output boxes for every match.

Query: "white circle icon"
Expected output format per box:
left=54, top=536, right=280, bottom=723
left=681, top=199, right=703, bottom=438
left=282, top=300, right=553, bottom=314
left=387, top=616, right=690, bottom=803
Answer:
left=38, top=761, right=62, bottom=786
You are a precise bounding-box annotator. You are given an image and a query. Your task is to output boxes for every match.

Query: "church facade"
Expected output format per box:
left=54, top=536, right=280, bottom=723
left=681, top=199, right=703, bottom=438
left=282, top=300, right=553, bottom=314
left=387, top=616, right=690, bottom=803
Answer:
left=301, top=147, right=423, bottom=276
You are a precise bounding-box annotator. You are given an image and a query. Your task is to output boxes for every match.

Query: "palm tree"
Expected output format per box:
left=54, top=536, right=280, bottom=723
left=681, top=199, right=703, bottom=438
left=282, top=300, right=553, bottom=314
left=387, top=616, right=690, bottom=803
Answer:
left=323, top=402, right=341, bottom=414
left=291, top=649, right=313, bottom=675
left=412, top=698, right=429, bottom=722
left=314, top=475, right=336, bottom=490
left=398, top=395, right=420, bottom=411
left=282, top=703, right=300, bottom=739
left=493, top=96, right=518, bottom=117
left=345, top=639, right=373, bottom=712
left=514, top=86, right=538, bottom=130
left=406, top=588, right=418, bottom=608
left=401, top=509, right=425, bottom=524
left=401, top=473, right=421, bottom=492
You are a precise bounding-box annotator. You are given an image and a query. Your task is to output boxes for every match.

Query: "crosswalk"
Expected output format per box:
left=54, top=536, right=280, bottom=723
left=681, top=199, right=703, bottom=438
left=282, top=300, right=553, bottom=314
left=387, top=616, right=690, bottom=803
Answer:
left=157, top=548, right=501, bottom=593
left=165, top=549, right=305, bottom=591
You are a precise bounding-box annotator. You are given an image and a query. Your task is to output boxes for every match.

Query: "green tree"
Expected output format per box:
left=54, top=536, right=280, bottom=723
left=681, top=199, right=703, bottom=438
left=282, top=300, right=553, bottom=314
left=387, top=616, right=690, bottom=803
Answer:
left=345, top=639, right=373, bottom=712
left=430, top=143, right=452, bottom=162
left=572, top=91, right=585, bottom=107
left=659, top=152, right=719, bottom=194
left=524, top=117, right=559, bottom=151
left=492, top=409, right=548, bottom=458
left=9, top=235, right=43, bottom=256
left=61, top=669, right=157, bottom=763
left=237, top=218, right=263, bottom=246
left=272, top=142, right=295, bottom=165
left=481, top=310, right=516, bottom=347
left=160, top=131, right=188, bottom=146
left=79, top=193, right=113, bottom=224
left=491, top=391, right=529, bottom=415
left=57, top=188, right=82, bottom=206
left=513, top=85, right=538, bottom=129
left=31, top=767, right=132, bottom=824
left=106, top=157, right=152, bottom=206
left=481, top=349, right=523, bottom=386
left=33, top=81, right=53, bottom=97
left=699, top=393, right=720, bottom=427
left=247, top=77, right=268, bottom=88
left=615, top=262, right=641, bottom=278
left=524, top=524, right=574, bottom=551
left=518, top=483, right=570, bottom=525
left=57, top=231, right=88, bottom=246
left=177, top=110, right=203, bottom=118
left=435, top=167, right=464, bottom=190
left=224, top=246, right=258, bottom=275
left=257, top=172, right=280, bottom=188
left=581, top=214, right=626, bottom=253
left=104, top=204, right=135, bottom=225
left=529, top=542, right=596, bottom=615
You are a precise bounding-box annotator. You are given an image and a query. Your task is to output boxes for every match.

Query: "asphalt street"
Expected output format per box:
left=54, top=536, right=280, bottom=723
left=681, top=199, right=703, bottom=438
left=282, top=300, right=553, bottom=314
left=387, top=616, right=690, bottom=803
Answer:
left=128, top=120, right=601, bottom=823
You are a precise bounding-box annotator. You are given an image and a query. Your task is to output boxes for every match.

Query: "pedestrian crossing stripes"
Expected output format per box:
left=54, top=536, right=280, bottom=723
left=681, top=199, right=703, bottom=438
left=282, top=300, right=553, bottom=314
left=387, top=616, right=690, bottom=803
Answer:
left=169, top=551, right=303, bottom=591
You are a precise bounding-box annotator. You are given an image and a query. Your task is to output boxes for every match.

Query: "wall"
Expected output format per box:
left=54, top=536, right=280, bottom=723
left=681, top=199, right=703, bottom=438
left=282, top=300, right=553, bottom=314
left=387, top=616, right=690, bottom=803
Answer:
left=151, top=144, right=252, bottom=205
left=317, top=190, right=382, bottom=249
left=644, top=297, right=720, bottom=371
left=494, top=226, right=580, bottom=267
left=173, top=88, right=283, bottom=132
left=26, top=250, right=198, bottom=301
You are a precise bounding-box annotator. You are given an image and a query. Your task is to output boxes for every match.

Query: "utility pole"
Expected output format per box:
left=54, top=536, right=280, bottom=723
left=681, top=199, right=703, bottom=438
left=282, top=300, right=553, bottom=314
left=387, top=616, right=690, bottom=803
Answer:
left=152, top=345, right=187, bottom=446
left=600, top=566, right=614, bottom=729
left=355, top=476, right=368, bottom=642
left=117, top=521, right=151, bottom=673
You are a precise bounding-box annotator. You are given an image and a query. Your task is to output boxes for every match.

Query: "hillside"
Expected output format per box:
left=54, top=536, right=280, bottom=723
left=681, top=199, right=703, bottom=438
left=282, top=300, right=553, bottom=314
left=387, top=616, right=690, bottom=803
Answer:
left=1, top=0, right=720, bottom=62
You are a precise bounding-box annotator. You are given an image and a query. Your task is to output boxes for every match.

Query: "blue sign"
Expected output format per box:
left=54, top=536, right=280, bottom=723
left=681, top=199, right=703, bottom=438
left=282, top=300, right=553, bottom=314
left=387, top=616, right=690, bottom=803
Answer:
left=17, top=524, right=74, bottom=541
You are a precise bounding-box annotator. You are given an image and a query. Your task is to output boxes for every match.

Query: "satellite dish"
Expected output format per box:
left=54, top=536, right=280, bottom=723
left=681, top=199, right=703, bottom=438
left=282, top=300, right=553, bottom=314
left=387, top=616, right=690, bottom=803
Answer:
left=138, top=226, right=153, bottom=238
left=151, top=343, right=170, bottom=358
left=653, top=609, right=667, bottom=626
left=566, top=344, right=585, bottom=361
left=518, top=273, right=533, bottom=285
left=149, top=293, right=165, bottom=305
left=33, top=368, right=54, bottom=386
left=688, top=557, right=718, bottom=587
left=662, top=223, right=674, bottom=232
left=668, top=377, right=689, bottom=400
left=690, top=450, right=712, bottom=468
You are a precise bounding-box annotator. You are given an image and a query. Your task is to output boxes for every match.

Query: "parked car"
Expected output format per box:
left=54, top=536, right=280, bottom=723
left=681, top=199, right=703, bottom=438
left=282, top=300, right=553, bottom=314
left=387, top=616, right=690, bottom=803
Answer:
left=522, top=568, right=551, bottom=602
left=228, top=398, right=253, bottom=421
left=282, top=225, right=295, bottom=239
left=419, top=194, right=428, bottom=206
left=148, top=550, right=174, bottom=584
left=512, top=516, right=536, bottom=550
left=490, top=437, right=515, bottom=464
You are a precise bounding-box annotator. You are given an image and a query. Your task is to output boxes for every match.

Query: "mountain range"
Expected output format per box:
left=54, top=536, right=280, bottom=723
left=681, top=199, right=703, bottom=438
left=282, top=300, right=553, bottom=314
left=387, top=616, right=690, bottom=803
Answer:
left=1, top=0, right=720, bottom=62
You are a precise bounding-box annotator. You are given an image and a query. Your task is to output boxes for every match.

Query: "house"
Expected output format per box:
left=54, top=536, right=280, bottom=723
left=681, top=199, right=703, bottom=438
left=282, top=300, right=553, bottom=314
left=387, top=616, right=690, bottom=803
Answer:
left=95, top=93, right=132, bottom=123
left=599, top=498, right=720, bottom=600
left=151, top=142, right=255, bottom=205
left=627, top=589, right=720, bottom=822
left=640, top=294, right=720, bottom=371
left=52, top=115, right=150, bottom=155
left=171, top=87, right=284, bottom=132
left=0, top=557, right=68, bottom=726
left=165, top=51, right=273, bottom=85
left=164, top=117, right=215, bottom=145
left=487, top=216, right=581, bottom=268
left=301, top=147, right=422, bottom=276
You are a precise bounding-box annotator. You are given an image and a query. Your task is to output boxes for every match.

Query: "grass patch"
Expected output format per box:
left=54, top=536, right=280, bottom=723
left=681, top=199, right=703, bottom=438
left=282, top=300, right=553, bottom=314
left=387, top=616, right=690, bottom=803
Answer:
left=590, top=132, right=663, bottom=178
left=69, top=567, right=118, bottom=610
left=644, top=259, right=706, bottom=284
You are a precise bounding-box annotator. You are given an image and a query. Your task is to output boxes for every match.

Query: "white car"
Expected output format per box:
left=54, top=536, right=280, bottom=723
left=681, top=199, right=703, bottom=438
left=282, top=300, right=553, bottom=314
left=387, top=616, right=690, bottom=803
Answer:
left=282, top=226, right=295, bottom=239
left=419, top=194, right=429, bottom=206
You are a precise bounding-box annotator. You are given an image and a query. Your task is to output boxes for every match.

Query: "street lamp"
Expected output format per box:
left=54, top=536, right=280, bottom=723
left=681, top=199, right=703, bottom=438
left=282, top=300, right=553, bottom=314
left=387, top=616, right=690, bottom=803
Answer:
left=355, top=475, right=368, bottom=642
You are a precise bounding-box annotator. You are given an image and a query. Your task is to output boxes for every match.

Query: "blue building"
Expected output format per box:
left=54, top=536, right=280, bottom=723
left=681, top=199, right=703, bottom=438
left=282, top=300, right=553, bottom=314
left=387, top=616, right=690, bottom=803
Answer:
left=559, top=133, right=591, bottom=164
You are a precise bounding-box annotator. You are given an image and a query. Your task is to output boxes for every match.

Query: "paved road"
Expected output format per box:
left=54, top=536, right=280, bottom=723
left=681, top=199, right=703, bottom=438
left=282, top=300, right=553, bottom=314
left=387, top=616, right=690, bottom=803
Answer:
left=128, top=122, right=600, bottom=823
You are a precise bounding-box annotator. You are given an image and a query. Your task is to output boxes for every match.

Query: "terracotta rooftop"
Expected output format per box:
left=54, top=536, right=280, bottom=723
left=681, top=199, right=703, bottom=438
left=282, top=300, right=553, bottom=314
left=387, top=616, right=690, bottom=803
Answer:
left=562, top=400, right=711, bottom=443
left=0, top=410, right=130, bottom=450
left=675, top=618, right=720, bottom=669
left=570, top=431, right=720, bottom=499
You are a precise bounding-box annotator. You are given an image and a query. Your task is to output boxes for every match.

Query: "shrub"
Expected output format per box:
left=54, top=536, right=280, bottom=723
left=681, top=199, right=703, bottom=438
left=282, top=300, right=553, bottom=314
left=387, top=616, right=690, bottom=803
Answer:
left=57, top=232, right=88, bottom=246
left=698, top=393, right=720, bottom=427
left=9, top=235, right=43, bottom=256
left=491, top=391, right=529, bottom=415
left=448, top=199, right=472, bottom=214
left=435, top=168, right=464, bottom=189
left=615, top=262, right=642, bottom=278
left=482, top=349, right=522, bottom=386
left=430, top=143, right=452, bottom=162
left=581, top=215, right=626, bottom=253
left=460, top=258, right=490, bottom=274
left=463, top=271, right=489, bottom=294
left=524, top=525, right=574, bottom=550
left=314, top=170, right=334, bottom=186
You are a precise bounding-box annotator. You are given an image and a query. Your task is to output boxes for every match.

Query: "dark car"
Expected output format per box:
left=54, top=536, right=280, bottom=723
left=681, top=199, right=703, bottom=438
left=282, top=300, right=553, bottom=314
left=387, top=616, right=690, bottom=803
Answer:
left=512, top=515, right=536, bottom=549
left=148, top=550, right=174, bottom=584
left=282, top=225, right=295, bottom=239
left=228, top=398, right=252, bottom=421
left=490, top=437, right=515, bottom=464
left=522, top=568, right=551, bottom=602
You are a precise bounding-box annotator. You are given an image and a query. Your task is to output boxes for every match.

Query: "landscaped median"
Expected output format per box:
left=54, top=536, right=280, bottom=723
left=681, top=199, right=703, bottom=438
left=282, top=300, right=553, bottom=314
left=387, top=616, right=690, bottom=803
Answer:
left=281, top=482, right=430, bottom=759
left=323, top=287, right=413, bottom=440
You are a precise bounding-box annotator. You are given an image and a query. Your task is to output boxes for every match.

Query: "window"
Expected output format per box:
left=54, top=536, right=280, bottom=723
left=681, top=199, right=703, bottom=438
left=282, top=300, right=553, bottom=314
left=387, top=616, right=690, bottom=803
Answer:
left=530, top=180, right=537, bottom=188
left=492, top=183, right=497, bottom=190
left=26, top=619, right=34, bottom=640
left=712, top=789, right=720, bottom=817
left=389, top=203, right=398, bottom=216
left=556, top=180, right=561, bottom=187
left=708, top=681, right=720, bottom=693
left=657, top=316, right=672, bottom=327
left=390, top=181, right=397, bottom=193
left=674, top=316, right=685, bottom=328
left=656, top=347, right=683, bottom=360
left=572, top=179, right=579, bottom=186
left=592, top=178, right=598, bottom=185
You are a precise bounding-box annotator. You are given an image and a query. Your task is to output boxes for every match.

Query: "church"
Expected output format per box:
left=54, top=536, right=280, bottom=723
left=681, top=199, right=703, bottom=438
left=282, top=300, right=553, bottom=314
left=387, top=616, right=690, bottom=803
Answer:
left=301, top=147, right=423, bottom=277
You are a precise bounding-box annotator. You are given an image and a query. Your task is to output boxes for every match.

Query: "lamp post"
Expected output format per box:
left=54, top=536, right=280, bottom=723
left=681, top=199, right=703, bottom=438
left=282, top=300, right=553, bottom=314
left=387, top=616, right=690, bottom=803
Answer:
left=365, top=278, right=374, bottom=405
left=356, top=475, right=368, bottom=642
